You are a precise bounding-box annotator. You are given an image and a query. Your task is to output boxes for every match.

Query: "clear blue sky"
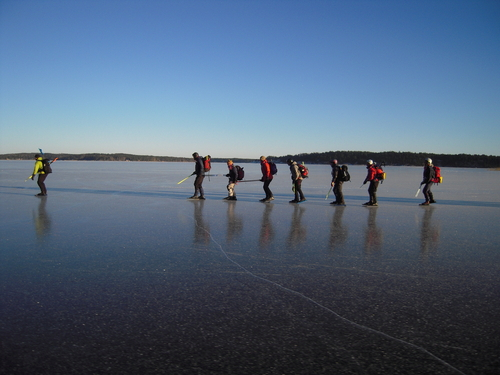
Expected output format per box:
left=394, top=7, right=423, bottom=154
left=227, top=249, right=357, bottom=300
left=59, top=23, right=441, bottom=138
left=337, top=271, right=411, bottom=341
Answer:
left=1, top=0, right=499, bottom=158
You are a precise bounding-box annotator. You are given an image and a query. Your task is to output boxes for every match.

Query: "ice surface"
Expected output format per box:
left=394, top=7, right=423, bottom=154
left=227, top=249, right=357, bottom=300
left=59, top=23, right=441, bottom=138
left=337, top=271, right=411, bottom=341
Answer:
left=1, top=160, right=499, bottom=374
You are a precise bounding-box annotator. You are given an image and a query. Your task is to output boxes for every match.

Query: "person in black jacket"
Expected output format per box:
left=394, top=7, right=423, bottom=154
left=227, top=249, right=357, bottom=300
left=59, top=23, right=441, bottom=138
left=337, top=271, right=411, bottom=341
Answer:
left=224, top=159, right=238, bottom=201
left=189, top=152, right=205, bottom=200
left=420, top=158, right=436, bottom=205
left=330, top=159, right=345, bottom=206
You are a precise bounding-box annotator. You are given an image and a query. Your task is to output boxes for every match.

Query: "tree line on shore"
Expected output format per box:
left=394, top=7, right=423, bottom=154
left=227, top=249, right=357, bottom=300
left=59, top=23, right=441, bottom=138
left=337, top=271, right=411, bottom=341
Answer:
left=1, top=151, right=499, bottom=168
left=273, top=150, right=500, bottom=168
left=0, top=153, right=192, bottom=162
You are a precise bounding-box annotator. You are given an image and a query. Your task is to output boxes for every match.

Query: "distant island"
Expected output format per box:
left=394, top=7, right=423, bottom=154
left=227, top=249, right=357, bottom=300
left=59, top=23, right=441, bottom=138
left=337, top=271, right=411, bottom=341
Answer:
left=1, top=151, right=499, bottom=168
left=274, top=151, right=500, bottom=168
left=0, top=153, right=192, bottom=163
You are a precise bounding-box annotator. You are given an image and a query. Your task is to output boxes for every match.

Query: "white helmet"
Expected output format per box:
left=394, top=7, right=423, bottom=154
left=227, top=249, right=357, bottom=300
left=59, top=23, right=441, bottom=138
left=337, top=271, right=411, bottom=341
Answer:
left=426, top=158, right=432, bottom=164
left=367, top=159, right=374, bottom=165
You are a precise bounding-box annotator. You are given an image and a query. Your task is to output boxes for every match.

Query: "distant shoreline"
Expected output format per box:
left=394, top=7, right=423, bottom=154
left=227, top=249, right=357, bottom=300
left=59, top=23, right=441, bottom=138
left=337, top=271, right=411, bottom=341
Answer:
left=1, top=151, right=499, bottom=168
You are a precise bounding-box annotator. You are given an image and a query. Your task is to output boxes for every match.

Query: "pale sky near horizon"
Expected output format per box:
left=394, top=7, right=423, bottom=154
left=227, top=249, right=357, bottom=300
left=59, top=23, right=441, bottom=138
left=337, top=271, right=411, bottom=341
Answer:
left=1, top=0, right=499, bottom=159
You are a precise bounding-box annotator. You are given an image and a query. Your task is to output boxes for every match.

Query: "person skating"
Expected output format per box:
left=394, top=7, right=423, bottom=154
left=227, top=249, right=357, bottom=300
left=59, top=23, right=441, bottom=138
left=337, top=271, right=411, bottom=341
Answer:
left=362, top=159, right=379, bottom=206
left=189, top=152, right=205, bottom=200
left=31, top=154, right=49, bottom=196
left=287, top=159, right=306, bottom=203
left=420, top=158, right=436, bottom=205
left=224, top=159, right=238, bottom=201
left=330, top=159, right=345, bottom=206
left=259, top=156, right=274, bottom=202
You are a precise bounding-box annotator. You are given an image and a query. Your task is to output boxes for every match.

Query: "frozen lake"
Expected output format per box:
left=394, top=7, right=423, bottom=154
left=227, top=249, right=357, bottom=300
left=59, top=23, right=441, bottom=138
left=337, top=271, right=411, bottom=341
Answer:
left=1, top=160, right=499, bottom=374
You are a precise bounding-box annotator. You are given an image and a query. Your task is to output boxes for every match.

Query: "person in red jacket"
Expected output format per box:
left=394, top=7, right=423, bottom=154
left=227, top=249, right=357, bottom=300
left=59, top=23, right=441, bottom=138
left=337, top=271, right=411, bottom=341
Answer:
left=362, top=159, right=379, bottom=206
left=259, top=156, right=274, bottom=202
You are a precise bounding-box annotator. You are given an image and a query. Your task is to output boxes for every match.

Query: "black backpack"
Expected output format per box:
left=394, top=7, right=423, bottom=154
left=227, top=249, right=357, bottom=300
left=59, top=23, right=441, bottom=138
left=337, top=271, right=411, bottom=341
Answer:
left=41, top=159, right=52, bottom=174
left=338, top=165, right=350, bottom=181
left=235, top=165, right=244, bottom=180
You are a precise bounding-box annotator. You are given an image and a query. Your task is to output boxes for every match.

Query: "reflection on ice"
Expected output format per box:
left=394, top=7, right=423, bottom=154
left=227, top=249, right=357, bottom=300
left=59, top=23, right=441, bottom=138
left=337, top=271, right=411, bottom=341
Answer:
left=32, top=197, right=51, bottom=242
left=286, top=205, right=307, bottom=248
left=329, top=206, right=348, bottom=250
left=225, top=201, right=243, bottom=244
left=259, top=204, right=274, bottom=249
left=420, top=206, right=440, bottom=259
left=364, top=207, right=383, bottom=254
left=192, top=200, right=210, bottom=245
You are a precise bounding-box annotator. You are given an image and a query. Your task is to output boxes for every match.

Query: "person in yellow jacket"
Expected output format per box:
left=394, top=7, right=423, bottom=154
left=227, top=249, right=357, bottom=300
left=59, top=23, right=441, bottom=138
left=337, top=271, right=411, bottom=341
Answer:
left=31, top=154, right=49, bottom=196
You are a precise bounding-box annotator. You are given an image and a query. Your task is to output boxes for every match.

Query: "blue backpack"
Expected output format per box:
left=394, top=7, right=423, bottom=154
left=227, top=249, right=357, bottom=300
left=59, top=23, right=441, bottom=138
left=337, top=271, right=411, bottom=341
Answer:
left=269, top=162, right=278, bottom=175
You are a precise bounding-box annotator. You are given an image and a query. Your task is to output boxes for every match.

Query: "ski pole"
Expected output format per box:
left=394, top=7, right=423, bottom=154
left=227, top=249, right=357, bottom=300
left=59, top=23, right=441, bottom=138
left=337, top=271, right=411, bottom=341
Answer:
left=38, top=149, right=59, bottom=163
left=237, top=179, right=262, bottom=182
left=177, top=174, right=194, bottom=184
left=415, top=184, right=422, bottom=197
left=325, top=186, right=332, bottom=200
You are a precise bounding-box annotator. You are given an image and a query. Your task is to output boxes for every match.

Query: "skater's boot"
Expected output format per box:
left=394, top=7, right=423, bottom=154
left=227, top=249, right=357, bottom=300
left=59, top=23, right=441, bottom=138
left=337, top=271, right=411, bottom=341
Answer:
left=429, top=192, right=436, bottom=204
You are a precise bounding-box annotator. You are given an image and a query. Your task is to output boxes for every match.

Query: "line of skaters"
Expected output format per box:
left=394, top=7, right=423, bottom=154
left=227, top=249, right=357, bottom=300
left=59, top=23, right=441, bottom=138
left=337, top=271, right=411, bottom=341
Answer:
left=187, top=153, right=439, bottom=207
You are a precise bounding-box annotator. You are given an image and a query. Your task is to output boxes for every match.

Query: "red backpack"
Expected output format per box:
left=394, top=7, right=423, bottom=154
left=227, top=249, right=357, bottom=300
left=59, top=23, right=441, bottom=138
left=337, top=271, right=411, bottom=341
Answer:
left=298, top=163, right=309, bottom=178
left=203, top=155, right=211, bottom=172
left=432, top=166, right=443, bottom=183
left=375, top=166, right=386, bottom=181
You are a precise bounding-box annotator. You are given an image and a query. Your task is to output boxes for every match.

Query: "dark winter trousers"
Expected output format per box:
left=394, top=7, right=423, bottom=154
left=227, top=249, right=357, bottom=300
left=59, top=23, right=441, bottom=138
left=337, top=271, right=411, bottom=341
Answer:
left=293, top=179, right=305, bottom=201
left=333, top=181, right=344, bottom=204
left=194, top=175, right=205, bottom=197
left=263, top=179, right=273, bottom=199
left=37, top=174, right=48, bottom=195
left=423, top=182, right=434, bottom=203
left=368, top=180, right=379, bottom=204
